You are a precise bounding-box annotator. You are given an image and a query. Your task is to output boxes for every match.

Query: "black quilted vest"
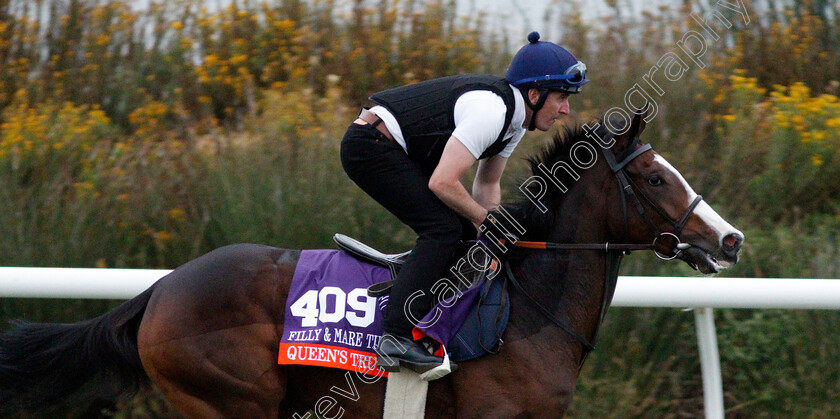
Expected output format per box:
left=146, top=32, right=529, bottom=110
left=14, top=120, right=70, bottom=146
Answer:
left=369, top=74, right=517, bottom=174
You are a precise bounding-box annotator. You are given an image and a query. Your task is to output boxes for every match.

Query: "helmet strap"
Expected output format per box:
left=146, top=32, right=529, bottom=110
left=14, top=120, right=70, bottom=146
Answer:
left=525, top=88, right=550, bottom=131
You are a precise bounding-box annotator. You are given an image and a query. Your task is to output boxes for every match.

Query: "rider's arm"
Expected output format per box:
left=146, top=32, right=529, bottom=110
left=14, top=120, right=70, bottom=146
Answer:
left=473, top=155, right=507, bottom=211
left=428, top=136, right=488, bottom=226
left=431, top=90, right=518, bottom=225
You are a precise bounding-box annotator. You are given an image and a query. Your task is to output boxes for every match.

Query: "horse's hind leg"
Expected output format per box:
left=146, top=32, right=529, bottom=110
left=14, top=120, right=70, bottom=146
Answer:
left=136, top=244, right=297, bottom=418
left=140, top=325, right=286, bottom=418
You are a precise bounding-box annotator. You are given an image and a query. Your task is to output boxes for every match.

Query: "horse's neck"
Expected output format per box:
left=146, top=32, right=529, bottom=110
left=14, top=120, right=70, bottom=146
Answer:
left=507, top=174, right=611, bottom=361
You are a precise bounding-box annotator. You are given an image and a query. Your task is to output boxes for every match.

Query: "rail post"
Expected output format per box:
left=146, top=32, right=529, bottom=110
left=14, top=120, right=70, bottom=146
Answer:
left=694, top=307, right=724, bottom=419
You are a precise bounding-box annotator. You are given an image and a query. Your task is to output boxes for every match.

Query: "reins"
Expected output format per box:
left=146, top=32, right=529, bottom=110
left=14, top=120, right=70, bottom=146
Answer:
left=508, top=240, right=652, bottom=252
left=500, top=139, right=704, bottom=359
left=504, top=264, right=595, bottom=352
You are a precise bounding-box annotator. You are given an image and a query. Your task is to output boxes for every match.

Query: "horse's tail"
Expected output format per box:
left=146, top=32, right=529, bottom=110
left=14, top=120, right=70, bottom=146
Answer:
left=0, top=284, right=156, bottom=409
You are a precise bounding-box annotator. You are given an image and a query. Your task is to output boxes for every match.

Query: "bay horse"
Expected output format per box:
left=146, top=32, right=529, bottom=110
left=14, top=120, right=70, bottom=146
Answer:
left=0, top=111, right=743, bottom=418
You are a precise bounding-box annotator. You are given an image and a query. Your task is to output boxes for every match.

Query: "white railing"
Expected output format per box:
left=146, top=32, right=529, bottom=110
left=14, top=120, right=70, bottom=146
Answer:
left=2, top=268, right=840, bottom=419
left=612, top=276, right=840, bottom=419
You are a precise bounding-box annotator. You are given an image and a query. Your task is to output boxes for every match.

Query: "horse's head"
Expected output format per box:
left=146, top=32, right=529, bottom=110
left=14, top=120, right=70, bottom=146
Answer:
left=514, top=110, right=743, bottom=274
left=604, top=109, right=743, bottom=274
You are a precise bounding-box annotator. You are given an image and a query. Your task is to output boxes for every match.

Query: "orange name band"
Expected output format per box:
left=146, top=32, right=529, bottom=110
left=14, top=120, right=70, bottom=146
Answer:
left=278, top=342, right=388, bottom=377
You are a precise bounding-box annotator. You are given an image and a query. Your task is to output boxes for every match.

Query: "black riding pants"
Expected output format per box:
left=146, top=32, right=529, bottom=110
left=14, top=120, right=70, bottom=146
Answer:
left=340, top=123, right=475, bottom=336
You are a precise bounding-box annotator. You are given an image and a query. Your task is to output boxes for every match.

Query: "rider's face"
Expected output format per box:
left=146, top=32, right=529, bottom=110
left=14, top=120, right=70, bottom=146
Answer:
left=527, top=89, right=571, bottom=131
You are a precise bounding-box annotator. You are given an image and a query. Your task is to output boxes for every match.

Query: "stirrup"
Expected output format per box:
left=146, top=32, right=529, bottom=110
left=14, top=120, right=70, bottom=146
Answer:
left=418, top=351, right=454, bottom=381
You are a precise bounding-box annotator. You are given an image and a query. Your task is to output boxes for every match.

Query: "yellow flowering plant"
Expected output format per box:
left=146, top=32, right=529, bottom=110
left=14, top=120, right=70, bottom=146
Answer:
left=716, top=74, right=840, bottom=221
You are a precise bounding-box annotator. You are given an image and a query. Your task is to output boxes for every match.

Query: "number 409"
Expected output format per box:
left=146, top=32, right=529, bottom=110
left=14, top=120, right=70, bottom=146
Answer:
left=289, top=287, right=376, bottom=328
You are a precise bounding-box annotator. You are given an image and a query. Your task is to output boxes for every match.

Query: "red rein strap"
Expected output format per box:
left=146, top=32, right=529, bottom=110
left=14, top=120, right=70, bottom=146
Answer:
left=507, top=240, right=548, bottom=250
left=496, top=237, right=652, bottom=252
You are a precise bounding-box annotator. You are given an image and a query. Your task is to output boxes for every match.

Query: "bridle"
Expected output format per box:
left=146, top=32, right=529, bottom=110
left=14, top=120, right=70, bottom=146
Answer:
left=603, top=139, right=704, bottom=260
left=502, top=138, right=704, bottom=356
left=506, top=139, right=703, bottom=258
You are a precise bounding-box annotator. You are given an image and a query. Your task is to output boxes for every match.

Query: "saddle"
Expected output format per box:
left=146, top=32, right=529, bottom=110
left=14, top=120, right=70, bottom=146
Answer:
left=333, top=234, right=488, bottom=297
left=333, top=234, right=410, bottom=296
left=333, top=234, right=510, bottom=362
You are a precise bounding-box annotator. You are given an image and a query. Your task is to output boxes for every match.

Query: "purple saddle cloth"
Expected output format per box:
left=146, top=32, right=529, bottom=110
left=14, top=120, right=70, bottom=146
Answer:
left=278, top=249, right=509, bottom=373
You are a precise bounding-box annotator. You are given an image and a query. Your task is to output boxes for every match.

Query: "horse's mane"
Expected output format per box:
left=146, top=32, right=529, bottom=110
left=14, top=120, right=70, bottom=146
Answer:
left=507, top=117, right=612, bottom=241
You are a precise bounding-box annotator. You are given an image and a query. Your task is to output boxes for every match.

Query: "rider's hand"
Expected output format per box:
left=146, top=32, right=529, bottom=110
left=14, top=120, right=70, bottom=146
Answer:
left=477, top=210, right=520, bottom=247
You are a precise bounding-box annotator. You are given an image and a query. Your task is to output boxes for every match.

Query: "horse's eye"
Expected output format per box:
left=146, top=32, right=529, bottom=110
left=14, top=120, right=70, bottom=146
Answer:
left=648, top=175, right=663, bottom=186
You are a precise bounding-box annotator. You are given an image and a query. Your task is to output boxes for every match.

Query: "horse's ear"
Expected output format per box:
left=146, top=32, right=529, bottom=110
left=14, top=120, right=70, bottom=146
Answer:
left=611, top=105, right=649, bottom=154
left=630, top=105, right=648, bottom=138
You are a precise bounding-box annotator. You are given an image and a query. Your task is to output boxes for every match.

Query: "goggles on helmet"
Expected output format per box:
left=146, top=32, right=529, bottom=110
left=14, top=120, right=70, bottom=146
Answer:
left=510, top=61, right=588, bottom=88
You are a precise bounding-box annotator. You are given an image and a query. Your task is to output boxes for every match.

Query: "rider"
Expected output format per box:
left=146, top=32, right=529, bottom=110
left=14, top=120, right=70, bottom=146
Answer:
left=340, top=32, right=588, bottom=373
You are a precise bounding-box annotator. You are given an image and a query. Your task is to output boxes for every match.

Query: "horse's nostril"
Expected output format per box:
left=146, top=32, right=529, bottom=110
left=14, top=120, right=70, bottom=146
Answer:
left=722, top=232, right=743, bottom=253
left=723, top=235, right=736, bottom=248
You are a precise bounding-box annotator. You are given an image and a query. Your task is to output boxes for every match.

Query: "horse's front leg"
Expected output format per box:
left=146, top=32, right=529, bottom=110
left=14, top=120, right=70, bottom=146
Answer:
left=451, top=338, right=580, bottom=418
